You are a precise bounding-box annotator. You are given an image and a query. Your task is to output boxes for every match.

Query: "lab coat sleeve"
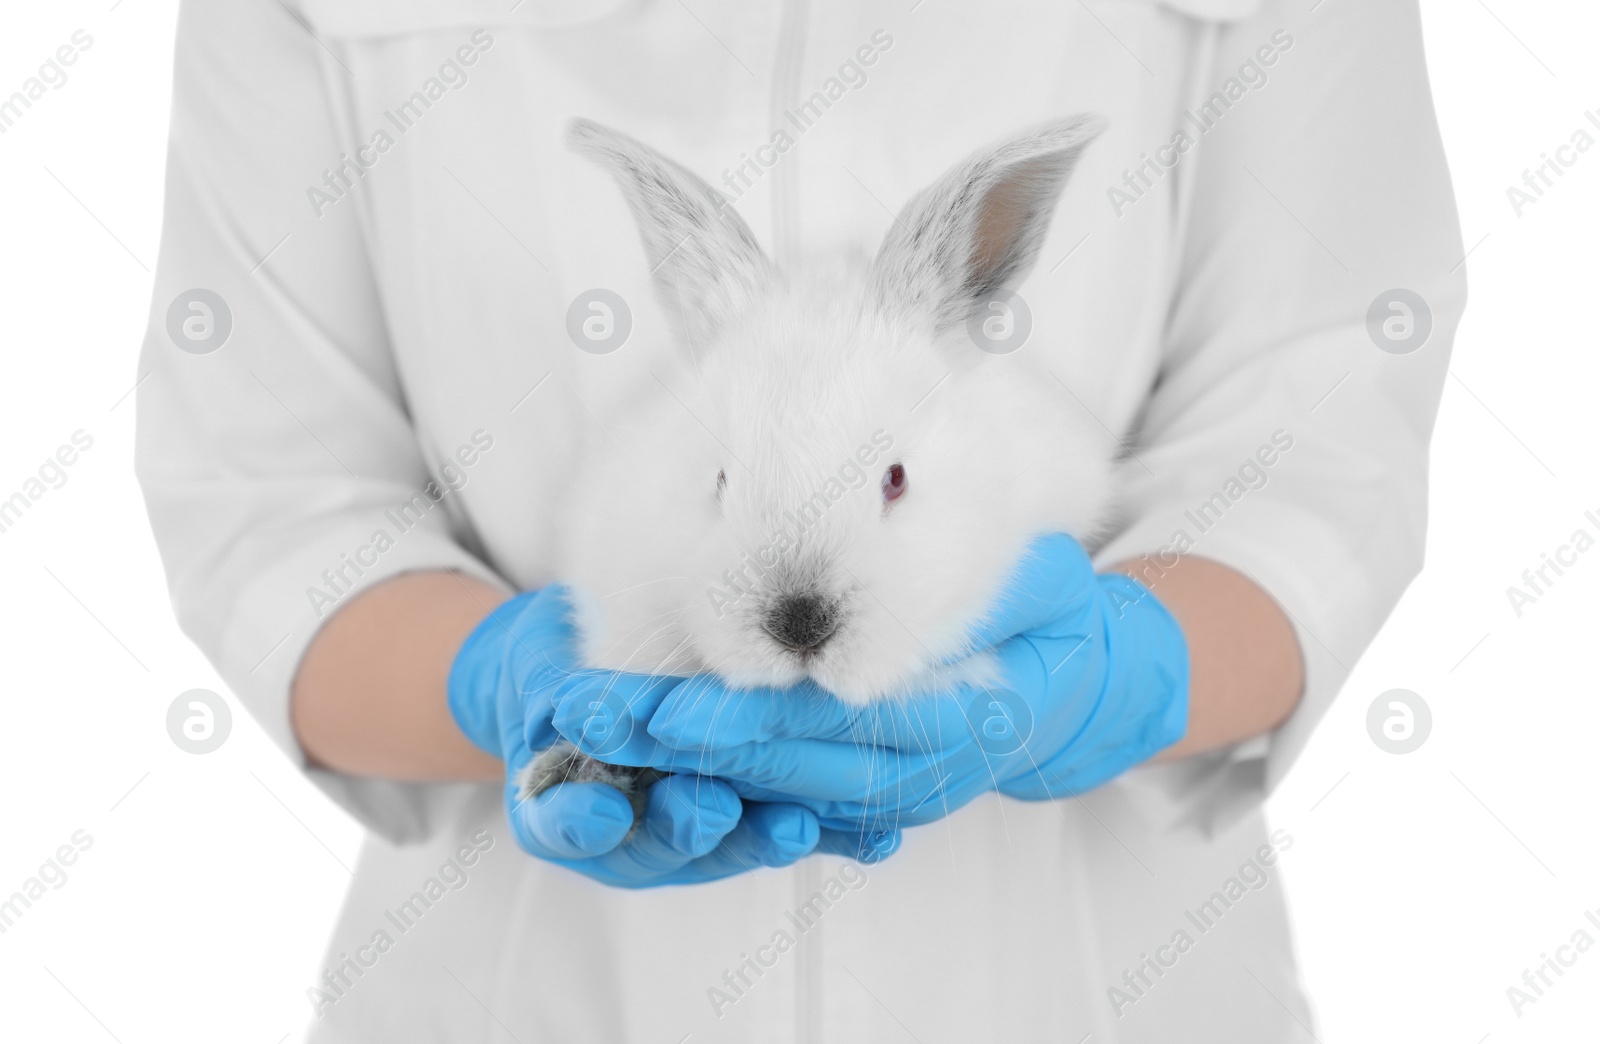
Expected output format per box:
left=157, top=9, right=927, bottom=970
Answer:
left=1093, top=0, right=1467, bottom=828
left=135, top=0, right=512, bottom=843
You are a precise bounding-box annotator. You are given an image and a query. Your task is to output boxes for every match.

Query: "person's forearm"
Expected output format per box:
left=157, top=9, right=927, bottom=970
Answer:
left=291, top=571, right=510, bottom=782
left=1112, top=555, right=1304, bottom=761
left=290, top=555, right=1298, bottom=782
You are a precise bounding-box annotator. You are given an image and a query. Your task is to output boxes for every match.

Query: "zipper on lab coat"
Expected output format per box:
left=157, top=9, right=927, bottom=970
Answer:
left=768, top=3, right=815, bottom=1039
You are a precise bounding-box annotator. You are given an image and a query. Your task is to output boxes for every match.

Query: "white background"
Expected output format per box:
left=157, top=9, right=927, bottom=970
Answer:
left=1, top=2, right=1596, bottom=1041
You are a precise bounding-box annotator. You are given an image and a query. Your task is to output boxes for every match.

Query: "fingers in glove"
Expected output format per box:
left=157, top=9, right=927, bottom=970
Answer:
left=510, top=779, right=635, bottom=860
left=815, top=825, right=902, bottom=864
left=724, top=800, right=820, bottom=867
left=645, top=676, right=861, bottom=748
left=547, top=670, right=689, bottom=766
left=961, top=533, right=1097, bottom=651
left=596, top=774, right=743, bottom=879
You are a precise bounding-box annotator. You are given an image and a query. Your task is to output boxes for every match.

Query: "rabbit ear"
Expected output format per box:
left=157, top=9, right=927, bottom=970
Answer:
left=568, top=119, right=772, bottom=348
left=871, top=115, right=1106, bottom=332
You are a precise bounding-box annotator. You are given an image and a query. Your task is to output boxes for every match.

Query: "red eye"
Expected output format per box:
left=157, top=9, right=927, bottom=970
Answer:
left=881, top=463, right=907, bottom=505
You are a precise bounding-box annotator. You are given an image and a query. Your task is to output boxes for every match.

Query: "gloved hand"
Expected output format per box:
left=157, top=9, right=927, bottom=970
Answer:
left=546, top=534, right=1189, bottom=831
left=447, top=586, right=880, bottom=887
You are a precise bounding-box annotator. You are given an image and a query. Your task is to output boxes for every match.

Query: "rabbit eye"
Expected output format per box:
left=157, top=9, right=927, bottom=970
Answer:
left=881, top=463, right=907, bottom=505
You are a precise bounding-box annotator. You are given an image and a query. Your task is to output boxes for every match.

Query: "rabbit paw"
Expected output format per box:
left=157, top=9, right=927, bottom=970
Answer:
left=515, top=741, right=663, bottom=828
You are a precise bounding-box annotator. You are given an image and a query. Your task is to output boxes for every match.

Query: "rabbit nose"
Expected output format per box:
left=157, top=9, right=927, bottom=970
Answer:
left=764, top=594, right=839, bottom=652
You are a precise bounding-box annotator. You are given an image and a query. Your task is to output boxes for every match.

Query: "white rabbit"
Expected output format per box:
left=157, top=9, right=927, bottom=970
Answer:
left=524, top=115, right=1115, bottom=811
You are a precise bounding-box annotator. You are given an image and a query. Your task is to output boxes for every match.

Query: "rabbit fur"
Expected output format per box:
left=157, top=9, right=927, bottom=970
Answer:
left=521, top=115, right=1116, bottom=816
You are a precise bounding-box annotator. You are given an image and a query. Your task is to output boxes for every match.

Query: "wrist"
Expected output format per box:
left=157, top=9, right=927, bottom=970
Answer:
left=446, top=589, right=533, bottom=757
left=993, top=572, right=1190, bottom=801
left=1116, top=555, right=1303, bottom=762
left=290, top=570, right=508, bottom=781
left=1098, top=572, right=1191, bottom=757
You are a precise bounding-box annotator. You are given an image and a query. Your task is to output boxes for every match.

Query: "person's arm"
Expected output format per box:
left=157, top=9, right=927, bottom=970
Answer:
left=1090, top=0, right=1466, bottom=805
left=291, top=572, right=508, bottom=782
left=288, top=553, right=1300, bottom=780
left=136, top=0, right=515, bottom=844
left=1111, top=556, right=1302, bottom=761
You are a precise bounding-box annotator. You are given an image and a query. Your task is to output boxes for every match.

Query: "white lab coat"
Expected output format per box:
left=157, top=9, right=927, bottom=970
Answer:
left=135, top=0, right=1466, bottom=1039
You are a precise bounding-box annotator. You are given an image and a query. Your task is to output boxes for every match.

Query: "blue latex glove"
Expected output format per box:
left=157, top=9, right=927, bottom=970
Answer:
left=447, top=587, right=891, bottom=887
left=547, top=534, right=1188, bottom=831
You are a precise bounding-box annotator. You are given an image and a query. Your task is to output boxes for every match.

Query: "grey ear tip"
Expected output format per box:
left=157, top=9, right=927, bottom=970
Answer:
left=1079, top=112, right=1111, bottom=136
left=565, top=117, right=609, bottom=153
left=991, top=114, right=1108, bottom=172
left=1045, top=112, right=1110, bottom=146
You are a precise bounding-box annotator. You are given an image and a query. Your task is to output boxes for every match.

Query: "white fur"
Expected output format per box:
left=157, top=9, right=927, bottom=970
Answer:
left=556, top=117, right=1114, bottom=706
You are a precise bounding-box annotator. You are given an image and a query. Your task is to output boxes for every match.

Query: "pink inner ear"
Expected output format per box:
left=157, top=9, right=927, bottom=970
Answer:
left=966, top=175, right=1030, bottom=275
left=971, top=157, right=1050, bottom=283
